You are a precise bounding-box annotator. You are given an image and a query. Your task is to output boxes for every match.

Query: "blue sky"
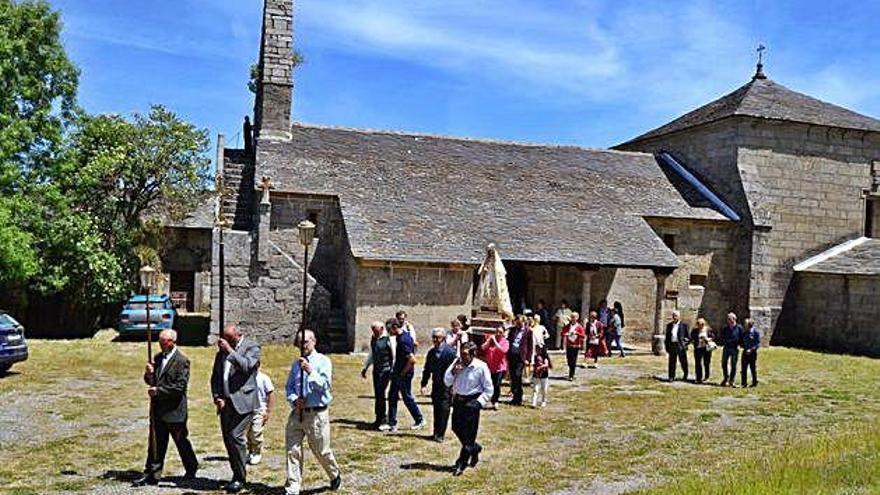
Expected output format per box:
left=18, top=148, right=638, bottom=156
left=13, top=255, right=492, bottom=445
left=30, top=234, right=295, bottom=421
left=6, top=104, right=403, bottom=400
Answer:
left=51, top=0, right=880, bottom=158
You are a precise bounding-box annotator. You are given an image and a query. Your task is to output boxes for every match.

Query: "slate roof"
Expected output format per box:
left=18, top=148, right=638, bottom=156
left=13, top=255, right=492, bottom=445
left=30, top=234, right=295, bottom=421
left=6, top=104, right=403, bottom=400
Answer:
left=163, top=196, right=216, bottom=230
left=257, top=124, right=729, bottom=267
left=796, top=238, right=880, bottom=276
left=622, top=76, right=880, bottom=144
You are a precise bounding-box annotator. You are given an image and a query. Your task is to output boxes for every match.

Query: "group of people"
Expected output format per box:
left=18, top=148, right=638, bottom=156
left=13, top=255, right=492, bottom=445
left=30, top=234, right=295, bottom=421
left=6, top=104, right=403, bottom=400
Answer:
left=134, top=324, right=342, bottom=495
left=133, top=306, right=764, bottom=492
left=664, top=310, right=761, bottom=386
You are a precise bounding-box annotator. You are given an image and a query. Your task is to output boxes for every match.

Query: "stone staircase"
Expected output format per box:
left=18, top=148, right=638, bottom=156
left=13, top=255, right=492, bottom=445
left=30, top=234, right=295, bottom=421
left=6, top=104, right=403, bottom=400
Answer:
left=222, top=149, right=256, bottom=231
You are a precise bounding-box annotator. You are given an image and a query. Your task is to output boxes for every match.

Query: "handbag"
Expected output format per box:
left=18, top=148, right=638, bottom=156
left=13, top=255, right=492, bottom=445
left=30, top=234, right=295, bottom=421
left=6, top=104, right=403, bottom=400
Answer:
left=706, top=339, right=717, bottom=352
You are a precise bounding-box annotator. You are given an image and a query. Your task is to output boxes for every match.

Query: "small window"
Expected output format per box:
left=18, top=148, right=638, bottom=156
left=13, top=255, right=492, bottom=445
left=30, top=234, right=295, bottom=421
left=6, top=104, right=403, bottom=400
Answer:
left=866, top=198, right=877, bottom=238
left=689, top=274, right=707, bottom=288
left=662, top=234, right=676, bottom=251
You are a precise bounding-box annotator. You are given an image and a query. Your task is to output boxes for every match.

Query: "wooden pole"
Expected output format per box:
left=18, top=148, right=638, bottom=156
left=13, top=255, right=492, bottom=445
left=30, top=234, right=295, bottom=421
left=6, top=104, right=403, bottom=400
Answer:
left=146, top=287, right=157, bottom=462
left=219, top=222, right=225, bottom=338
left=298, top=242, right=309, bottom=422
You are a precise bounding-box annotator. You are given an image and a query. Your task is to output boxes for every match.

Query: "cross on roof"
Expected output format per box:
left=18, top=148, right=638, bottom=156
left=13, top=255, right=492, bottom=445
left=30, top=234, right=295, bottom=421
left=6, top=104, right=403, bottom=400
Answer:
left=754, top=44, right=767, bottom=80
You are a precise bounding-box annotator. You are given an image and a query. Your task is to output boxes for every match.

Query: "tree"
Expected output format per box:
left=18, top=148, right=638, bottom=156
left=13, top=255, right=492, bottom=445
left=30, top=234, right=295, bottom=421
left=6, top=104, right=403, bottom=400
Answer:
left=46, top=105, right=211, bottom=305
left=0, top=0, right=79, bottom=192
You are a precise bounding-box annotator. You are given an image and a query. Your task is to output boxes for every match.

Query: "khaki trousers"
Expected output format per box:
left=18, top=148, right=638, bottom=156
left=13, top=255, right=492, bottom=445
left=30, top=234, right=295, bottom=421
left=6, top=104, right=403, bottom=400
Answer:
left=246, top=410, right=266, bottom=456
left=285, top=409, right=339, bottom=495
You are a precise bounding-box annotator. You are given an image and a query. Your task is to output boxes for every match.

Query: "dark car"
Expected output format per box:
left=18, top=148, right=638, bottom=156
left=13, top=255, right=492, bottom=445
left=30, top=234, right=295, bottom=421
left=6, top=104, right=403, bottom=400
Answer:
left=0, top=311, right=28, bottom=373
left=118, top=294, right=176, bottom=338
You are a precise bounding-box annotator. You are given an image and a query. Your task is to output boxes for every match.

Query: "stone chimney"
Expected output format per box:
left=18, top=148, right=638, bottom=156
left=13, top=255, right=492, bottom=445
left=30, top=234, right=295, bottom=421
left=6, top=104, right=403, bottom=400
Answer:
left=254, top=0, right=294, bottom=141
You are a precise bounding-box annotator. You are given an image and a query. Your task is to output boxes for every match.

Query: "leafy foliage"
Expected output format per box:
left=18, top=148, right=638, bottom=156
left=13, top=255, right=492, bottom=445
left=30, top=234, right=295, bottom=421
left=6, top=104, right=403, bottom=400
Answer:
left=0, top=1, right=211, bottom=324
left=0, top=0, right=79, bottom=192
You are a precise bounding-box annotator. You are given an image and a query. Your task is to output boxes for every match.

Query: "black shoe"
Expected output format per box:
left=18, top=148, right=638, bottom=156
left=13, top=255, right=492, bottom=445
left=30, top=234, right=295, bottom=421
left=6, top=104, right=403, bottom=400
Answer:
left=132, top=474, right=159, bottom=487
left=469, top=445, right=482, bottom=467
left=432, top=436, right=444, bottom=443
left=225, top=480, right=244, bottom=493
left=329, top=474, right=342, bottom=490
left=751, top=381, right=758, bottom=387
left=182, top=469, right=197, bottom=481
left=452, top=464, right=465, bottom=476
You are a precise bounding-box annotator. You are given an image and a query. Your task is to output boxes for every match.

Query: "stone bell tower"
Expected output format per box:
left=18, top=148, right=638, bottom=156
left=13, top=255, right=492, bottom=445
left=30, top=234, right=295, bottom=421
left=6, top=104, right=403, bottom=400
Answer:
left=254, top=0, right=294, bottom=141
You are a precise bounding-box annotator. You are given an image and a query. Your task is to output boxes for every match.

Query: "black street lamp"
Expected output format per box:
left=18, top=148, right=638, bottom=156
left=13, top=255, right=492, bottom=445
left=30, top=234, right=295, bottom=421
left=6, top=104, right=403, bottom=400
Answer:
left=216, top=173, right=232, bottom=338
left=296, top=219, right=316, bottom=420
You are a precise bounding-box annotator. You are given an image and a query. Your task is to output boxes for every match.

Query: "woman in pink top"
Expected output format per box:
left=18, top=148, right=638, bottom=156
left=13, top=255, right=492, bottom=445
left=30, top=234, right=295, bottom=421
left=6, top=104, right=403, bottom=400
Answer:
left=481, top=326, right=509, bottom=407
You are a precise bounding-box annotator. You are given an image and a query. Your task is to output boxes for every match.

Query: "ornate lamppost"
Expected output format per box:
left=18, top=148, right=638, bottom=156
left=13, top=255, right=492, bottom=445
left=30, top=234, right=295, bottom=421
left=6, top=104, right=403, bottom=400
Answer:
left=139, top=265, right=158, bottom=361
left=139, top=264, right=158, bottom=461
left=296, top=219, right=316, bottom=420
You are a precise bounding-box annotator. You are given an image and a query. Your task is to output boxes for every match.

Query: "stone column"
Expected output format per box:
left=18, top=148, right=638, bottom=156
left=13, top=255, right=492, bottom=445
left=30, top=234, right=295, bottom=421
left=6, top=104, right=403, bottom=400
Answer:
left=580, top=268, right=597, bottom=315
left=652, top=269, right=671, bottom=356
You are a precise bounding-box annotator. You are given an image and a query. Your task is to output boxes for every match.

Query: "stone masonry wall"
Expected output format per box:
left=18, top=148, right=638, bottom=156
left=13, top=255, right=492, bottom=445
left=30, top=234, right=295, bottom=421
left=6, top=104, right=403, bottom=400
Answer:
left=793, top=272, right=880, bottom=356
left=254, top=0, right=293, bottom=139
left=617, top=120, right=754, bottom=322
left=646, top=218, right=740, bottom=332
left=210, top=228, right=332, bottom=344
left=737, top=120, right=879, bottom=343
left=353, top=261, right=474, bottom=352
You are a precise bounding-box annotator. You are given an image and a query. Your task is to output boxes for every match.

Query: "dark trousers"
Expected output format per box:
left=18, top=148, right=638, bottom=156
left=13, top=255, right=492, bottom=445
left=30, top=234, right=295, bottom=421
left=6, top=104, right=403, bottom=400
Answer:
left=507, top=354, right=525, bottom=404
left=741, top=351, right=758, bottom=386
left=388, top=373, right=423, bottom=426
left=145, top=418, right=198, bottom=477
left=694, top=347, right=712, bottom=383
left=220, top=404, right=253, bottom=482
left=372, top=369, right=391, bottom=424
left=565, top=346, right=580, bottom=379
left=451, top=395, right=482, bottom=467
left=722, top=347, right=739, bottom=384
left=667, top=346, right=688, bottom=380
left=604, top=332, right=614, bottom=356
left=490, top=371, right=504, bottom=404
left=431, top=391, right=451, bottom=440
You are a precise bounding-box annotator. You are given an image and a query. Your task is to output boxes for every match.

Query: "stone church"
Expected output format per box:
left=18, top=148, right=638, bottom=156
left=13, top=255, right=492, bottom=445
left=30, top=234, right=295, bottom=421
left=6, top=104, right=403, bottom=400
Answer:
left=173, top=0, right=880, bottom=355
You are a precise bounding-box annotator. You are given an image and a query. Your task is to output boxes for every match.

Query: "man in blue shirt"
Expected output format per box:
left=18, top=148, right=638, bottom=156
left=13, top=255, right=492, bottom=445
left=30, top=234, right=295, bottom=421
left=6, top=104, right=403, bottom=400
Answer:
left=284, top=329, right=341, bottom=495
left=719, top=313, right=743, bottom=387
left=387, top=319, right=425, bottom=433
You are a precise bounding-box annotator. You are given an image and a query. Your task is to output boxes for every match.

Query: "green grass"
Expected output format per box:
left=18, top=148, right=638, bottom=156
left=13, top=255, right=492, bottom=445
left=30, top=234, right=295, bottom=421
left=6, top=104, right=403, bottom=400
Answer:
left=0, top=339, right=878, bottom=494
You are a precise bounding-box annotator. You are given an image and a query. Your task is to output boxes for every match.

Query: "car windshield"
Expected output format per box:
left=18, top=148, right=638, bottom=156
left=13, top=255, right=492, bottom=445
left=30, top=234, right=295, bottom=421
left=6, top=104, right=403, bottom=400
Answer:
left=126, top=303, right=149, bottom=310
left=0, top=314, right=20, bottom=327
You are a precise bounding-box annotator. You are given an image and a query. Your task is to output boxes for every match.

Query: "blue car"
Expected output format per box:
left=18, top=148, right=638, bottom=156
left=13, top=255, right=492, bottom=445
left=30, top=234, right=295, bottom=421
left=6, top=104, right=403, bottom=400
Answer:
left=118, top=294, right=176, bottom=338
left=0, top=311, right=28, bottom=373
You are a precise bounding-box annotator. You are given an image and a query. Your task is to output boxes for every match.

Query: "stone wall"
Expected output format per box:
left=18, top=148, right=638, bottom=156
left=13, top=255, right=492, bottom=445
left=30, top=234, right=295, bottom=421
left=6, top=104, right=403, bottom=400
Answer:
left=352, top=261, right=474, bottom=351
left=254, top=0, right=293, bottom=140
left=161, top=228, right=212, bottom=312
left=270, top=193, right=349, bottom=307
left=646, top=218, right=740, bottom=332
left=737, top=120, right=879, bottom=342
left=210, top=228, right=332, bottom=344
left=792, top=272, right=880, bottom=356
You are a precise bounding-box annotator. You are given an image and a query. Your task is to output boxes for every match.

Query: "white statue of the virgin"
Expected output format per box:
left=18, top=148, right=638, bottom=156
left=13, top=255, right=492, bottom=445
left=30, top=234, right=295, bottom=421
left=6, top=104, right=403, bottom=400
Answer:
left=474, top=243, right=513, bottom=319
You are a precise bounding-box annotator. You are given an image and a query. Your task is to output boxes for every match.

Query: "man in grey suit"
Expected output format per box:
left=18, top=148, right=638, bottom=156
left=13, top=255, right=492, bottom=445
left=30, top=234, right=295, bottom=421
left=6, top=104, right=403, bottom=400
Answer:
left=211, top=324, right=261, bottom=493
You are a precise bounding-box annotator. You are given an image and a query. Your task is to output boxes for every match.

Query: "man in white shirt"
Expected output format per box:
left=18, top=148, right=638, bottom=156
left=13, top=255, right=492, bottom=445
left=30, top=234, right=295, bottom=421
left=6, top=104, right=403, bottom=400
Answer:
left=443, top=342, right=493, bottom=476
left=664, top=310, right=690, bottom=381
left=246, top=363, right=275, bottom=465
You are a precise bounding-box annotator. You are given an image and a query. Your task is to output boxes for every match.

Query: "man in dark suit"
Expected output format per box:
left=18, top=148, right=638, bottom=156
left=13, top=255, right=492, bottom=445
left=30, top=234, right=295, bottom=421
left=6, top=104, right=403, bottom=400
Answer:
left=506, top=316, right=533, bottom=405
left=664, top=310, right=690, bottom=381
left=133, top=329, right=198, bottom=487
left=211, top=324, right=261, bottom=493
left=420, top=328, right=457, bottom=442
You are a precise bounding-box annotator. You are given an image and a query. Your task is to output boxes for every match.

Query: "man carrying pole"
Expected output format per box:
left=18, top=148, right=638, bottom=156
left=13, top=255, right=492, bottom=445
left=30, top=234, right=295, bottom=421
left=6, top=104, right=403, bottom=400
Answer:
left=283, top=329, right=342, bottom=495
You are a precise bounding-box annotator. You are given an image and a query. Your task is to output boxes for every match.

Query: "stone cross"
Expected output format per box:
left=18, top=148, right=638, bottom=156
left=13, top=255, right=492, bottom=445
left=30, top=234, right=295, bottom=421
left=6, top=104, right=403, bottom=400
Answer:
left=753, top=44, right=767, bottom=80
left=260, top=176, right=272, bottom=205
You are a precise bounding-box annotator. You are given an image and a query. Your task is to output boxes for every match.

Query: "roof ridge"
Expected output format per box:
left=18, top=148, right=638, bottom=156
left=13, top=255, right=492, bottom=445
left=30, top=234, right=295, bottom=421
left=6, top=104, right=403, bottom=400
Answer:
left=291, top=121, right=652, bottom=157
